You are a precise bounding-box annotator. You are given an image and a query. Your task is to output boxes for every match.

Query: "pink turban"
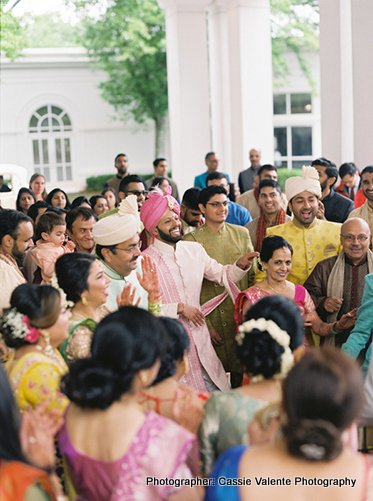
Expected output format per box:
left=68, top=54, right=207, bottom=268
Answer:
left=140, top=186, right=180, bottom=234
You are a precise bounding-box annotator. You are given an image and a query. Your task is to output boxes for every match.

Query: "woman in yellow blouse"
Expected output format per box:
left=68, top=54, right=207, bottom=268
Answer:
left=1, top=283, right=70, bottom=415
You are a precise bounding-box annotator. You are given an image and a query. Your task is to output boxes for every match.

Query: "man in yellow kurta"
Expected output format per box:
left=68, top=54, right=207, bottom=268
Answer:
left=260, top=166, right=342, bottom=285
left=183, top=185, right=256, bottom=387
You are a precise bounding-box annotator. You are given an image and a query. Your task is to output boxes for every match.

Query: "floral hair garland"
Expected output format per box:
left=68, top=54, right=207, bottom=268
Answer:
left=1, top=308, right=39, bottom=343
left=236, top=318, right=294, bottom=379
left=51, top=272, right=74, bottom=309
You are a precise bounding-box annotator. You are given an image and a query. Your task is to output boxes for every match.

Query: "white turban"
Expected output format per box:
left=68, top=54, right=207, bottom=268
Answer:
left=92, top=195, right=141, bottom=245
left=285, top=165, right=322, bottom=202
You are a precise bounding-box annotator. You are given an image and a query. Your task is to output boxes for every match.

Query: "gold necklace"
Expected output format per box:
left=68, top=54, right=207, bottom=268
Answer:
left=265, top=279, right=287, bottom=295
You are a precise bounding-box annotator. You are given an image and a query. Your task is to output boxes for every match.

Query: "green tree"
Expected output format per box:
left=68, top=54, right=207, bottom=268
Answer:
left=271, top=0, right=319, bottom=88
left=75, top=0, right=168, bottom=157
left=26, top=13, right=84, bottom=48
left=0, top=2, right=27, bottom=60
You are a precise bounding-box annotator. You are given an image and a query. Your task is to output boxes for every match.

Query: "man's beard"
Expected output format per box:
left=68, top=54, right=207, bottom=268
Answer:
left=157, top=226, right=182, bottom=244
left=11, top=242, right=25, bottom=260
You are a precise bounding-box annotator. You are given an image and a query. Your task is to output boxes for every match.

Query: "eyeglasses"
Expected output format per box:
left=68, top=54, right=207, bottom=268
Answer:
left=125, top=190, right=148, bottom=197
left=341, top=235, right=369, bottom=242
left=115, top=241, right=142, bottom=253
left=206, top=201, right=229, bottom=208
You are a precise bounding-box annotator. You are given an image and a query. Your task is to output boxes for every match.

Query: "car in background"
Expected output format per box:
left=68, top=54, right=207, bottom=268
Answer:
left=0, top=165, right=28, bottom=210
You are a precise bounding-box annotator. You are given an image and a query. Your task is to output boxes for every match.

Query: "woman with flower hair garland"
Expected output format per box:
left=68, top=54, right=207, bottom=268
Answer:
left=0, top=283, right=70, bottom=415
left=198, top=295, right=304, bottom=476
left=205, top=348, right=373, bottom=501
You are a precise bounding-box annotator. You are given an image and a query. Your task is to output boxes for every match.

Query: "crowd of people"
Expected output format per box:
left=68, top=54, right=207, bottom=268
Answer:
left=1, top=150, right=373, bottom=500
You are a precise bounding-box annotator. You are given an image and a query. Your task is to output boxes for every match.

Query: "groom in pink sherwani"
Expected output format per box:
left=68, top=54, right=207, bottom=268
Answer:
left=140, top=187, right=258, bottom=392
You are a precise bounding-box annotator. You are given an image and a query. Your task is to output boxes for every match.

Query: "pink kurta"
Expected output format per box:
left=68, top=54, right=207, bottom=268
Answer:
left=30, top=240, right=75, bottom=284
left=144, top=239, right=246, bottom=392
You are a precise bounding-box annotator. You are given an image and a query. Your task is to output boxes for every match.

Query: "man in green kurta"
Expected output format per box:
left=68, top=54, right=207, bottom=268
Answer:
left=183, top=185, right=256, bottom=387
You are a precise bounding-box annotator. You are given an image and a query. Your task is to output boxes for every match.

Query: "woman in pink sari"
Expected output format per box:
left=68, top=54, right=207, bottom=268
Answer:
left=235, top=236, right=357, bottom=341
left=58, top=307, right=203, bottom=501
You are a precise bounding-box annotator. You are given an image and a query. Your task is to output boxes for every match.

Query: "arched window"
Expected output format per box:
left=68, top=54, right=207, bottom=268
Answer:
left=29, top=105, right=73, bottom=182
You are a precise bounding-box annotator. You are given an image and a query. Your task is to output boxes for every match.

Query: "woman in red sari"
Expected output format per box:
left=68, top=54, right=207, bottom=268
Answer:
left=235, top=236, right=357, bottom=341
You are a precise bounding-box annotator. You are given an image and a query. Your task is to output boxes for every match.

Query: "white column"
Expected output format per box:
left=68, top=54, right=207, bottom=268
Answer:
left=351, top=0, right=373, bottom=169
left=207, top=1, right=232, bottom=175
left=158, top=0, right=211, bottom=196
left=319, top=0, right=354, bottom=165
left=218, top=0, right=273, bottom=180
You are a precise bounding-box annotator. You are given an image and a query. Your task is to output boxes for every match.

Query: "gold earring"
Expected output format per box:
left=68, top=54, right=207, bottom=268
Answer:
left=140, top=373, right=147, bottom=384
left=82, top=296, right=89, bottom=306
left=183, top=358, right=189, bottom=374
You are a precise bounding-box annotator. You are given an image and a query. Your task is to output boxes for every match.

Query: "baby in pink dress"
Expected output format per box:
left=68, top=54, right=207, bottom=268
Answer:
left=30, top=211, right=75, bottom=284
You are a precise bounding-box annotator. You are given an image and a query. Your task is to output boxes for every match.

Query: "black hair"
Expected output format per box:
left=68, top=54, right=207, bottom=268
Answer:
left=260, top=235, right=293, bottom=263
left=205, top=171, right=228, bottom=185
left=0, top=365, right=28, bottom=463
left=1, top=284, right=61, bottom=349
left=115, top=153, right=127, bottom=163
left=65, top=207, right=98, bottom=232
left=237, top=295, right=304, bottom=378
left=35, top=211, right=65, bottom=241
left=55, top=252, right=96, bottom=303
left=118, top=174, right=146, bottom=194
left=339, top=162, right=358, bottom=179
left=282, top=347, right=363, bottom=462
left=153, top=158, right=166, bottom=167
left=0, top=209, right=32, bottom=243
left=312, top=157, right=338, bottom=188
left=61, top=307, right=165, bottom=409
left=45, top=188, right=71, bottom=210
left=102, top=187, right=119, bottom=206
left=27, top=201, right=51, bottom=222
left=181, top=187, right=201, bottom=210
left=152, top=317, right=190, bottom=385
left=150, top=176, right=169, bottom=188
left=198, top=185, right=227, bottom=207
left=95, top=243, right=118, bottom=261
left=16, top=187, right=36, bottom=213
left=89, top=195, right=108, bottom=213
left=361, top=165, right=373, bottom=177
left=257, top=164, right=277, bottom=179
left=70, top=196, right=92, bottom=210
left=258, top=179, right=282, bottom=195
left=205, top=152, right=215, bottom=163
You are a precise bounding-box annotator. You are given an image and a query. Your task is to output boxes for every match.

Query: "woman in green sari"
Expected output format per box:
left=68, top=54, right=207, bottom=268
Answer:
left=55, top=253, right=111, bottom=364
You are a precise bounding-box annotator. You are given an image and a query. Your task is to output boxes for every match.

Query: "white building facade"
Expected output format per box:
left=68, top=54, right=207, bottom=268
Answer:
left=0, top=45, right=320, bottom=194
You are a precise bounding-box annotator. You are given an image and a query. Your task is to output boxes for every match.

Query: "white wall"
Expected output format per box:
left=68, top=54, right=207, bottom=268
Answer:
left=0, top=48, right=168, bottom=193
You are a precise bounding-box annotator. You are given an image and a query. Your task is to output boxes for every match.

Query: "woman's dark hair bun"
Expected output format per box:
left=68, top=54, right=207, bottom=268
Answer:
left=61, top=358, right=133, bottom=410
left=283, top=418, right=342, bottom=462
left=237, top=330, right=284, bottom=379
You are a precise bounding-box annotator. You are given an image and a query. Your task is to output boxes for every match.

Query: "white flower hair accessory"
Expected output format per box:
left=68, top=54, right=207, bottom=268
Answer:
left=236, top=318, right=294, bottom=379
left=1, top=308, right=39, bottom=343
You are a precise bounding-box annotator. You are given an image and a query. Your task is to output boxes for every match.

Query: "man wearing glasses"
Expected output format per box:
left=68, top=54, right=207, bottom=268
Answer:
left=304, top=218, right=372, bottom=348
left=118, top=174, right=148, bottom=211
left=92, top=195, right=160, bottom=312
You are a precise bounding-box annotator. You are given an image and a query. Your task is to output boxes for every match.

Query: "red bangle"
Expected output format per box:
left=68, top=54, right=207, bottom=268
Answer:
left=179, top=303, right=185, bottom=315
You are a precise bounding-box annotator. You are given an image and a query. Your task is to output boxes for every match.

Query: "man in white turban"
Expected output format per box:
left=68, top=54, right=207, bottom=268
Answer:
left=92, top=195, right=161, bottom=312
left=261, top=165, right=342, bottom=285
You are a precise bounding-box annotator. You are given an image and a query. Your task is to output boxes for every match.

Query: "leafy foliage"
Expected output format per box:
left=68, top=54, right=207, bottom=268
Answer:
left=0, top=2, right=27, bottom=60
left=271, top=0, right=319, bottom=88
left=25, top=13, right=84, bottom=48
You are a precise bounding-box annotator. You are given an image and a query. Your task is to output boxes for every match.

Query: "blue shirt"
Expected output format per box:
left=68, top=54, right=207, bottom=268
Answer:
left=194, top=171, right=231, bottom=189
left=226, top=201, right=252, bottom=226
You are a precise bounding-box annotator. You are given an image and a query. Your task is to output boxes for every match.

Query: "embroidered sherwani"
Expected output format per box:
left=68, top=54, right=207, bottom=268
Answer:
left=258, top=218, right=342, bottom=285
left=100, top=257, right=149, bottom=312
left=0, top=250, right=26, bottom=315
left=143, top=239, right=248, bottom=392
left=183, top=223, right=255, bottom=373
